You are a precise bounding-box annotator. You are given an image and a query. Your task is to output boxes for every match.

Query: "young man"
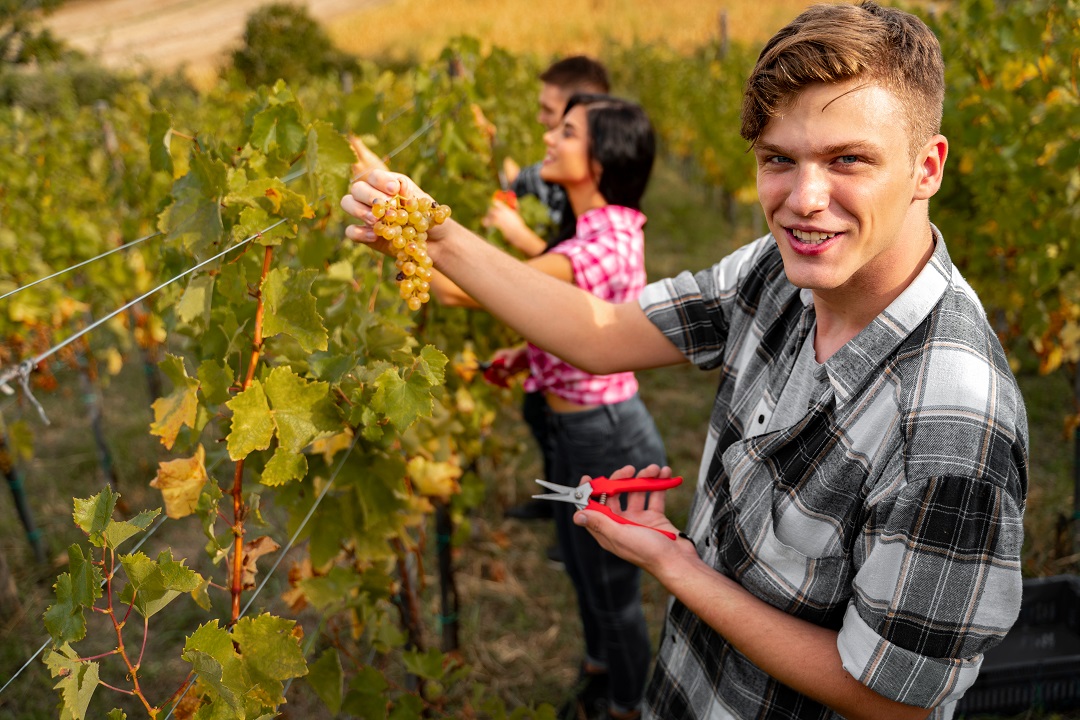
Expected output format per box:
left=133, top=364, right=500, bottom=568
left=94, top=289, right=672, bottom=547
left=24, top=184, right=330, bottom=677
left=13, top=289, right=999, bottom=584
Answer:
left=341, top=3, right=1027, bottom=718
left=485, top=54, right=610, bottom=258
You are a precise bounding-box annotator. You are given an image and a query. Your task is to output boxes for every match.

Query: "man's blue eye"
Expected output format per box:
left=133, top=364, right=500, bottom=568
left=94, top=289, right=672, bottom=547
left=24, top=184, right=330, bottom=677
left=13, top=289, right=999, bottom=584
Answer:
left=838, top=155, right=859, bottom=164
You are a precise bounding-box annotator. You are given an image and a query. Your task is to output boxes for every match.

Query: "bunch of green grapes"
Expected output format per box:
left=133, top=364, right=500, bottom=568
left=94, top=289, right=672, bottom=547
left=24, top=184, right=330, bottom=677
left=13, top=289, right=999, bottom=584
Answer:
left=371, top=194, right=452, bottom=311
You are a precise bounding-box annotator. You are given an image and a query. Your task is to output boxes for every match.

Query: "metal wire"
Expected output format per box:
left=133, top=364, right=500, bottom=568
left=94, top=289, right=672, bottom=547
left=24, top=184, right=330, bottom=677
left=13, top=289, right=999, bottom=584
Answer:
left=0, top=219, right=287, bottom=392
left=0, top=232, right=164, bottom=303
left=163, top=434, right=359, bottom=719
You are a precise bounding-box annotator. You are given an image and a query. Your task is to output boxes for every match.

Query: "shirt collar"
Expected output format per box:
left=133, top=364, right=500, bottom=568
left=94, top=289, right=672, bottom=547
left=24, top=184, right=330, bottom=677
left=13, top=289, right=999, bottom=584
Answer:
left=575, top=205, right=647, bottom=240
left=820, top=224, right=953, bottom=407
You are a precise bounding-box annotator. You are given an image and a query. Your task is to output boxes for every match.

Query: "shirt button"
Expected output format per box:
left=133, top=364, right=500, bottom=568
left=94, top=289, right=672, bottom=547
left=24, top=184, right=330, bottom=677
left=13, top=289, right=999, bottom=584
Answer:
left=758, top=414, right=765, bottom=424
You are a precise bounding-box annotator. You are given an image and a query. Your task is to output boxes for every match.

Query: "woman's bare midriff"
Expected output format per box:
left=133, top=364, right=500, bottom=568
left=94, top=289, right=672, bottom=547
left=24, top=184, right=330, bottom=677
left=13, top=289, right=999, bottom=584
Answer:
left=544, top=391, right=600, bottom=414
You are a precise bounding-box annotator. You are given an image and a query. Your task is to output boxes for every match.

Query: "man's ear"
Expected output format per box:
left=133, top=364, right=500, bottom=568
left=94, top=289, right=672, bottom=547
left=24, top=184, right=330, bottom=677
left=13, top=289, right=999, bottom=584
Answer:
left=914, top=134, right=948, bottom=200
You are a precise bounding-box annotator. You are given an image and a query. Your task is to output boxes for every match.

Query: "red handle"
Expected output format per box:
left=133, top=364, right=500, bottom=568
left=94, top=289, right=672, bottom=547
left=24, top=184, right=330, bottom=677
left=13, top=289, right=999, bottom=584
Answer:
left=590, top=475, right=683, bottom=495
left=587, top=501, right=678, bottom=541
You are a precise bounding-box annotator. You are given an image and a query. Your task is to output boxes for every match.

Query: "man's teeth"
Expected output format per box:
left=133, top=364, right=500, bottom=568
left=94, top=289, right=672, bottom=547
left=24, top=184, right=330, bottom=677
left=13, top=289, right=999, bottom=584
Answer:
left=791, top=229, right=838, bottom=244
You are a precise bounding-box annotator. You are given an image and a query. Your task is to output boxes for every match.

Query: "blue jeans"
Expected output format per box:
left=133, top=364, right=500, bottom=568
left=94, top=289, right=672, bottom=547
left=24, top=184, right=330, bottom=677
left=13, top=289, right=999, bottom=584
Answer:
left=545, top=393, right=667, bottom=713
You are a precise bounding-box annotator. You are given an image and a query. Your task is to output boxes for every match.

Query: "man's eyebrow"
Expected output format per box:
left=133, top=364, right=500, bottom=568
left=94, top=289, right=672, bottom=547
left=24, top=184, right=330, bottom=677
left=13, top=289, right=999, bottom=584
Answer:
left=753, top=140, right=883, bottom=157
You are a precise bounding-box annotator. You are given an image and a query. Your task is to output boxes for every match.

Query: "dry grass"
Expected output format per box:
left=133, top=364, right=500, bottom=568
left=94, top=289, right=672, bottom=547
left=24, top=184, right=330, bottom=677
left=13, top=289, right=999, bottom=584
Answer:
left=330, top=0, right=823, bottom=63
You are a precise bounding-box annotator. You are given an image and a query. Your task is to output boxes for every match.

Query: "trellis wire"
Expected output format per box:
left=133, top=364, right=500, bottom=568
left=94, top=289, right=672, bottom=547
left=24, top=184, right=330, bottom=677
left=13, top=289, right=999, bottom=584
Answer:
left=0, top=219, right=288, bottom=404
left=163, top=433, right=360, bottom=719
left=0, top=232, right=164, bottom=303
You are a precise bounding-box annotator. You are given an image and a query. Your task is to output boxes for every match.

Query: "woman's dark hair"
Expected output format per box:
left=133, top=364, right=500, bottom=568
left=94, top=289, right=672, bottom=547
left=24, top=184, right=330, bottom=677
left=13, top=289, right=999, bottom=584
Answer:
left=564, top=93, right=656, bottom=211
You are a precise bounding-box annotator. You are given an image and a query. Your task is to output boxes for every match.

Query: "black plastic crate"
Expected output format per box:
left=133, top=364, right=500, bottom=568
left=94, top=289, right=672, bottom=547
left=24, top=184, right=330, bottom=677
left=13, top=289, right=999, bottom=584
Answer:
left=958, top=574, right=1080, bottom=716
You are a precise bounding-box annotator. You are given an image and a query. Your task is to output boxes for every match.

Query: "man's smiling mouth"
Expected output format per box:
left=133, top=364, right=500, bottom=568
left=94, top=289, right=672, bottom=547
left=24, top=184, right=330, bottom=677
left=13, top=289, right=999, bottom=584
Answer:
left=791, top=228, right=839, bottom=245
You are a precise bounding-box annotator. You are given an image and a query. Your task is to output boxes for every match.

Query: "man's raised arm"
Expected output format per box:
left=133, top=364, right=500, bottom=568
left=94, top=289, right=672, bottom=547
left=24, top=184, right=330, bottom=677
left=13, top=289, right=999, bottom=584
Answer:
left=341, top=170, right=686, bottom=374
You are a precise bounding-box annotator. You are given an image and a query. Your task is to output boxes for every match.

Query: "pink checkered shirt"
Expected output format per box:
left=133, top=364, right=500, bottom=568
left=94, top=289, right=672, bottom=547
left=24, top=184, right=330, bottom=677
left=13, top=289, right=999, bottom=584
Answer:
left=523, top=205, right=646, bottom=405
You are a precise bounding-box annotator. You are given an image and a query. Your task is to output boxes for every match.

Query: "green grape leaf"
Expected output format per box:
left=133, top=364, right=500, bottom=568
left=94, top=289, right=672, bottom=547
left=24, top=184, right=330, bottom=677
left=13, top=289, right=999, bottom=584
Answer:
left=182, top=622, right=245, bottom=718
left=402, top=648, right=449, bottom=681
left=371, top=367, right=435, bottom=430
left=250, top=103, right=306, bottom=158
left=390, top=693, right=425, bottom=720
left=233, top=614, right=307, bottom=706
left=306, top=120, right=355, bottom=202
left=264, top=366, right=341, bottom=452
left=416, top=345, right=448, bottom=387
left=261, top=447, right=307, bottom=486
left=151, top=444, right=211, bottom=519
left=306, top=649, right=343, bottom=715
left=43, top=572, right=89, bottom=644
left=230, top=177, right=312, bottom=224
left=44, top=644, right=99, bottom=720
left=297, top=566, right=361, bottom=612
left=343, top=665, right=390, bottom=719
left=107, top=710, right=127, bottom=720
left=234, top=205, right=290, bottom=247
left=198, top=359, right=235, bottom=406
left=103, top=508, right=161, bottom=550
left=72, top=487, right=118, bottom=547
left=226, top=380, right=274, bottom=461
left=158, top=153, right=227, bottom=256
left=261, top=267, right=328, bottom=353
left=150, top=354, right=200, bottom=450
left=119, top=549, right=202, bottom=619
left=67, top=544, right=104, bottom=608
left=148, top=110, right=174, bottom=175
left=177, top=273, right=215, bottom=326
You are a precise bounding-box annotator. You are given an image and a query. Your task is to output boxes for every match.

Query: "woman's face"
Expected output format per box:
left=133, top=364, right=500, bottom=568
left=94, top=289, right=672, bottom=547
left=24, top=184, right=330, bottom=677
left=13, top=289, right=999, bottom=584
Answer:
left=539, top=104, right=595, bottom=190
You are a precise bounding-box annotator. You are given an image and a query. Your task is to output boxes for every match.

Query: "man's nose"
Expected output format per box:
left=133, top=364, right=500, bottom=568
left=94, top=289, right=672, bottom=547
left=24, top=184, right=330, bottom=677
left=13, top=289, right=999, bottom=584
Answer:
left=787, top=165, right=830, bottom=216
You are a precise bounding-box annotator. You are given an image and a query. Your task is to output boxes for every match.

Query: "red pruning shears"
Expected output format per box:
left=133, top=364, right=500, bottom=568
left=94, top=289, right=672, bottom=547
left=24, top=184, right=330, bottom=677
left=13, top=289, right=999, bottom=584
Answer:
left=533, top=476, right=683, bottom=540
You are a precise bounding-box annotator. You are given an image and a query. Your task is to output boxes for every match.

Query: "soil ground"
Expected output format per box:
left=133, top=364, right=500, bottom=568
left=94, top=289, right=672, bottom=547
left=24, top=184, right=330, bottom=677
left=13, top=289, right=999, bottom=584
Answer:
left=40, top=0, right=386, bottom=79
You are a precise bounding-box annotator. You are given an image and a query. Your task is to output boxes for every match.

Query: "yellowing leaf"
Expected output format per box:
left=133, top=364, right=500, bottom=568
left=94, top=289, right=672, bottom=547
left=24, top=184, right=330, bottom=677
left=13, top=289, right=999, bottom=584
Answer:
left=150, top=445, right=210, bottom=519
left=241, top=536, right=281, bottom=590
left=150, top=355, right=200, bottom=450
left=104, top=347, right=124, bottom=376
left=308, top=429, right=354, bottom=466
left=406, top=456, right=461, bottom=503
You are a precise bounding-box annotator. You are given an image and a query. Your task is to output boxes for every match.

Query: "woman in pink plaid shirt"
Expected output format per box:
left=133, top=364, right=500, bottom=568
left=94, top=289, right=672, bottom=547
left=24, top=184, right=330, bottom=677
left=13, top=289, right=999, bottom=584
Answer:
left=428, top=94, right=666, bottom=720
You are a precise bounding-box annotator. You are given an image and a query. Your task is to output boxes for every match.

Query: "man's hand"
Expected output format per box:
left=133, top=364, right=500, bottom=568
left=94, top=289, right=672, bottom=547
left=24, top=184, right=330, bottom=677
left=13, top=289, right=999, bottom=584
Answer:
left=573, top=464, right=698, bottom=575
left=341, top=170, right=450, bottom=251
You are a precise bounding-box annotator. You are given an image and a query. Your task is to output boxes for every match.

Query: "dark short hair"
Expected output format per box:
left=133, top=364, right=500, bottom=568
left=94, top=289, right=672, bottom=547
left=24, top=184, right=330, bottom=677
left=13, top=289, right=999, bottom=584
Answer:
left=741, top=1, right=944, bottom=159
left=540, top=56, right=610, bottom=95
left=564, top=93, right=655, bottom=210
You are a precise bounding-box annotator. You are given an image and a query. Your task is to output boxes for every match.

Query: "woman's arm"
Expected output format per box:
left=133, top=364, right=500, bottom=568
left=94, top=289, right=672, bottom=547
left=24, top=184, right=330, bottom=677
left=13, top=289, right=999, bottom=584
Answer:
left=483, top=200, right=548, bottom=258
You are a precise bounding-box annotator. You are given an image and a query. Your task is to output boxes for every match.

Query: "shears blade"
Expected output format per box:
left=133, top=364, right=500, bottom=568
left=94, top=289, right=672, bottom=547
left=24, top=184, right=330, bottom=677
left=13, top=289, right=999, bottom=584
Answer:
left=531, top=479, right=588, bottom=506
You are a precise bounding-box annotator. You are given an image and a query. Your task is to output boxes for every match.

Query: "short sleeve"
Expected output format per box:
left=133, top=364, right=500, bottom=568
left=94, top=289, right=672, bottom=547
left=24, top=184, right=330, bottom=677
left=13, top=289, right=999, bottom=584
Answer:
left=839, top=474, right=1025, bottom=708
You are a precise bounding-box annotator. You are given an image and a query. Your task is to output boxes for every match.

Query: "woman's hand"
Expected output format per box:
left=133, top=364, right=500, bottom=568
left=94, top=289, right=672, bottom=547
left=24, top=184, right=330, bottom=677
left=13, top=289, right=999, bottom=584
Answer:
left=482, top=200, right=546, bottom=257
left=483, top=199, right=527, bottom=235
left=573, top=464, right=698, bottom=577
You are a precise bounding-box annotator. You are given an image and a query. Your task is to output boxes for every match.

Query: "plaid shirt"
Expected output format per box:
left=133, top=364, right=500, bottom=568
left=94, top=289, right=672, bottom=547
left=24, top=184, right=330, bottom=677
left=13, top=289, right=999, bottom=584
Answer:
left=524, top=205, right=646, bottom=405
left=638, top=230, right=1028, bottom=720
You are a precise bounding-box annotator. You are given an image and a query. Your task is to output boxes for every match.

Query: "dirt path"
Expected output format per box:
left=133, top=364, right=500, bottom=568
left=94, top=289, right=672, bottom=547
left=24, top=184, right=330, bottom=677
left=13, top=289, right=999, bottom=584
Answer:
left=42, top=0, right=385, bottom=76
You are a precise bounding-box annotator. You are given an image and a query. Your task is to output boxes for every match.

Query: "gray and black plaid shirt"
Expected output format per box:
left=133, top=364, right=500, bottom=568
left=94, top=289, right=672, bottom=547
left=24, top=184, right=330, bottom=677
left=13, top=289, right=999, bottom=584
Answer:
left=639, top=229, right=1028, bottom=720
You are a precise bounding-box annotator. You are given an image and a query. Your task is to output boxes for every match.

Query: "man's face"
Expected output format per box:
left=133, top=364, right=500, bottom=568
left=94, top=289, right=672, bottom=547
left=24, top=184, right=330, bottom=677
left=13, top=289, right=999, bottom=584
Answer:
left=537, top=83, right=571, bottom=131
left=754, top=80, right=945, bottom=302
